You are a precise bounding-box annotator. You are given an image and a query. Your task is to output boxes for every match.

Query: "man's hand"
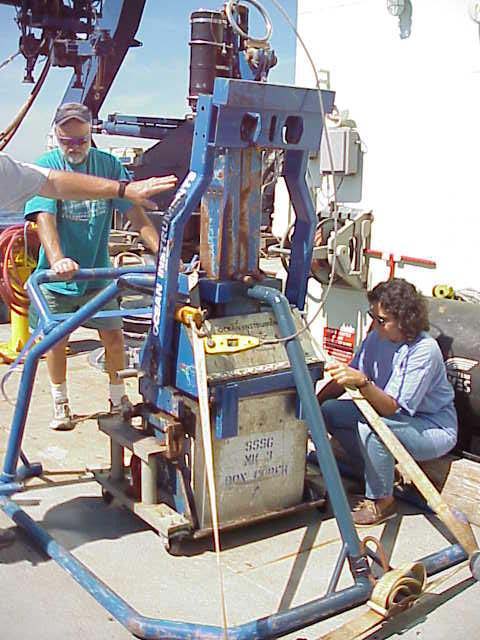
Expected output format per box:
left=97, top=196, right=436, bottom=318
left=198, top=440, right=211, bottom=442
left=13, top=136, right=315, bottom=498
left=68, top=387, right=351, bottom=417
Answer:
left=51, top=257, right=79, bottom=280
left=124, top=175, right=178, bottom=209
left=325, top=361, right=367, bottom=389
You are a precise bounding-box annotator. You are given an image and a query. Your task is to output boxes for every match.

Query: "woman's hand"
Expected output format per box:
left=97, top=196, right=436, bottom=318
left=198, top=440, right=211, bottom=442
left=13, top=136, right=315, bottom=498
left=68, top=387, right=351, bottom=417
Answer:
left=325, top=361, right=367, bottom=388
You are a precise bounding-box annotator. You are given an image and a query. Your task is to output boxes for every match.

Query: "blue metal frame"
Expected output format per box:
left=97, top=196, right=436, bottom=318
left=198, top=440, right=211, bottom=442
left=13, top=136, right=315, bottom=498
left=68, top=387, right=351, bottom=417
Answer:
left=0, top=116, right=475, bottom=640
left=0, top=492, right=468, bottom=639
left=0, top=7, right=474, bottom=628
left=28, top=266, right=155, bottom=334
left=141, top=96, right=217, bottom=386
left=0, top=268, right=363, bottom=637
left=0, top=267, right=155, bottom=484
left=247, top=286, right=367, bottom=565
left=141, top=77, right=335, bottom=389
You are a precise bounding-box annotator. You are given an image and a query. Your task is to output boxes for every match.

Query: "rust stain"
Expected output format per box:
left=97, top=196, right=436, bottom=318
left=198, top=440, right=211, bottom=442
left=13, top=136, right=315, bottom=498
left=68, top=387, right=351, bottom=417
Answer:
left=238, top=150, right=253, bottom=275
left=199, top=197, right=213, bottom=277
left=240, top=149, right=262, bottom=277
left=220, top=195, right=234, bottom=279
left=127, top=618, right=222, bottom=639
left=200, top=150, right=262, bottom=282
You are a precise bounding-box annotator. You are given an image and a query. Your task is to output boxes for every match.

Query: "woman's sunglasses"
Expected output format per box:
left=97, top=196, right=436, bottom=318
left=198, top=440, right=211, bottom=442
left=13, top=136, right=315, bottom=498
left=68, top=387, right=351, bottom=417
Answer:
left=367, top=309, right=387, bottom=325
left=57, top=135, right=90, bottom=147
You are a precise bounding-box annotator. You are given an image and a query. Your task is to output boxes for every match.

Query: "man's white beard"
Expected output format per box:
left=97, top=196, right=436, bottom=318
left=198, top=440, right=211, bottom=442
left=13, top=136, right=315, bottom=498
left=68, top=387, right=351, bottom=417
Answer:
left=65, top=144, right=91, bottom=165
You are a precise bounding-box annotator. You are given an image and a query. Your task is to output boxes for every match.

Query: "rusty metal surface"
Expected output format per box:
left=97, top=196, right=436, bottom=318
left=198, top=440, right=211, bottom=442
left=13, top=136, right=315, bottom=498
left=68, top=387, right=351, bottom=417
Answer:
left=191, top=496, right=326, bottom=540
left=238, top=148, right=262, bottom=278
left=165, top=422, right=185, bottom=459
left=200, top=148, right=262, bottom=281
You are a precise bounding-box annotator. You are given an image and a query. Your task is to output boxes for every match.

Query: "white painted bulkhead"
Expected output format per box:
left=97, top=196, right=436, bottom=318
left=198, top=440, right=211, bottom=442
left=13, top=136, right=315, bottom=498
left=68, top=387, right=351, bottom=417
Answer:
left=284, top=0, right=480, bottom=294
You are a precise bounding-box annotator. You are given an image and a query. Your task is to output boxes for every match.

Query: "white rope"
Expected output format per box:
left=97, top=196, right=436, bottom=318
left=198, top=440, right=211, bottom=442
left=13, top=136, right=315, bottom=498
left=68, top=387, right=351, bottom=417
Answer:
left=255, top=0, right=341, bottom=346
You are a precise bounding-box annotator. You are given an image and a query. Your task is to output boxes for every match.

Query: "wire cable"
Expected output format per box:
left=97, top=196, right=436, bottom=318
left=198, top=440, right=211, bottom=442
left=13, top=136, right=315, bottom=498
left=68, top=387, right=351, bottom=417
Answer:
left=0, top=49, right=20, bottom=72
left=226, top=0, right=273, bottom=45
left=0, top=326, right=43, bottom=406
left=253, top=0, right=340, bottom=345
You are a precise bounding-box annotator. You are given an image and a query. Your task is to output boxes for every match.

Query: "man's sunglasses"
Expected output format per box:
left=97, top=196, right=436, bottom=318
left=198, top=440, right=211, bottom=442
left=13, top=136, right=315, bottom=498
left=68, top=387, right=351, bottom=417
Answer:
left=57, top=135, right=90, bottom=146
left=367, top=309, right=387, bottom=325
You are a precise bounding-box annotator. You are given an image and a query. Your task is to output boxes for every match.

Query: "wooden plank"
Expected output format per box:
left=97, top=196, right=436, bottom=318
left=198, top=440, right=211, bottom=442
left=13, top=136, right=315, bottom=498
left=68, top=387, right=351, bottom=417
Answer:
left=418, top=457, right=480, bottom=526
left=329, top=438, right=480, bottom=526
left=98, top=416, right=167, bottom=462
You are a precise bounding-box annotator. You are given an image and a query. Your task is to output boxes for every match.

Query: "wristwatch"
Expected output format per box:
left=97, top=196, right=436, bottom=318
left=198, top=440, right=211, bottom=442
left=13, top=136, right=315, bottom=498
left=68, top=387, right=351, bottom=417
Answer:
left=117, top=179, right=130, bottom=198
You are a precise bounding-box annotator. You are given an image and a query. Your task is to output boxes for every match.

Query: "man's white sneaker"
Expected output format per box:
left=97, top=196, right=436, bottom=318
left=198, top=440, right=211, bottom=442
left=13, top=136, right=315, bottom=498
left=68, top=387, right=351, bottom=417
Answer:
left=49, top=400, right=75, bottom=431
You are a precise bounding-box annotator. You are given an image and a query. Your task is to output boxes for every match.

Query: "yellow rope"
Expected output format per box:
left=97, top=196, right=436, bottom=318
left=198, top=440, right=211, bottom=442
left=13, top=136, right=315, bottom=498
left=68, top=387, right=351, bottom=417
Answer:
left=191, top=320, right=229, bottom=639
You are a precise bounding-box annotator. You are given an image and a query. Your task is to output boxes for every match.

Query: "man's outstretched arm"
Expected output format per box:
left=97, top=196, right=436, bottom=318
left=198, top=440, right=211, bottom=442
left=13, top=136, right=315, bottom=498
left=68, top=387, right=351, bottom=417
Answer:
left=39, top=171, right=177, bottom=209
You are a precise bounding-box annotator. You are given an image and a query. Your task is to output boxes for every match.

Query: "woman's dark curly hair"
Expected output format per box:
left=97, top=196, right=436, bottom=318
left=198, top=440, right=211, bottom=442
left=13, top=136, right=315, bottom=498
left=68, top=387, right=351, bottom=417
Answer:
left=367, top=278, right=429, bottom=342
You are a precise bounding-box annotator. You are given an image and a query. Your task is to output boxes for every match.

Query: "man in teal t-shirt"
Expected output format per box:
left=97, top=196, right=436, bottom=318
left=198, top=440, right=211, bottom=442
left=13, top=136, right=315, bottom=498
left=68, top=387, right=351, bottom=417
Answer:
left=25, top=102, right=162, bottom=431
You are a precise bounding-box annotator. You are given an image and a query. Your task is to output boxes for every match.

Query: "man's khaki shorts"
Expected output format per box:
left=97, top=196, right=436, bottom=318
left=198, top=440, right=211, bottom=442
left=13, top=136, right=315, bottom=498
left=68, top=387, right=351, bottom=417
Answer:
left=29, top=286, right=123, bottom=331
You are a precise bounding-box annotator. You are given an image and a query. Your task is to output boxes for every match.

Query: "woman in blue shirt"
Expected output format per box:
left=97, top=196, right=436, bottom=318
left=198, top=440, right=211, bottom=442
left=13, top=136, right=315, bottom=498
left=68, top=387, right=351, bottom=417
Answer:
left=318, top=278, right=457, bottom=526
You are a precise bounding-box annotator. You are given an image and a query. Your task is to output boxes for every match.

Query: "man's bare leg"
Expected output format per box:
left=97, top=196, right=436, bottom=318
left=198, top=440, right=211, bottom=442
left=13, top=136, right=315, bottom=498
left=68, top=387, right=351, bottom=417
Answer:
left=46, top=337, right=69, bottom=384
left=46, top=336, right=74, bottom=430
left=99, top=328, right=130, bottom=410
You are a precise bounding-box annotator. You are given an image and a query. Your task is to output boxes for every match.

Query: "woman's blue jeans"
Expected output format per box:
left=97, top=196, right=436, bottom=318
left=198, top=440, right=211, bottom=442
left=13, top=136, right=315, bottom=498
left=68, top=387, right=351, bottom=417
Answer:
left=320, top=399, right=456, bottom=499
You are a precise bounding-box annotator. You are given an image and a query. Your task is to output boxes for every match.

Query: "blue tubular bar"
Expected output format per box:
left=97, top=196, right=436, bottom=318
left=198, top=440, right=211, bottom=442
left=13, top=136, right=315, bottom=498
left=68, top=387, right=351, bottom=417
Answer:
left=0, top=268, right=154, bottom=483
left=0, top=482, right=23, bottom=496
left=0, top=495, right=371, bottom=640
left=41, top=307, right=152, bottom=323
left=141, top=96, right=218, bottom=386
left=247, top=286, right=368, bottom=570
left=283, top=149, right=323, bottom=310
left=0, top=494, right=468, bottom=640
left=27, top=266, right=155, bottom=332
left=420, top=544, right=468, bottom=576
left=99, top=118, right=183, bottom=141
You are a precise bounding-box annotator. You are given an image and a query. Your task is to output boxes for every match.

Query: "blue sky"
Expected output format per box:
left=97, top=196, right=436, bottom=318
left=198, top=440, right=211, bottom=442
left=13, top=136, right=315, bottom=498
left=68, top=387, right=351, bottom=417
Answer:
left=0, top=1, right=297, bottom=162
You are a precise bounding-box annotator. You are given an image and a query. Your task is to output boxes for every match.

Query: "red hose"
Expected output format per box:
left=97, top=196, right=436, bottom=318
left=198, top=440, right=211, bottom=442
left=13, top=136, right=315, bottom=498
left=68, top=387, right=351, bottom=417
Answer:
left=0, top=224, right=39, bottom=317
